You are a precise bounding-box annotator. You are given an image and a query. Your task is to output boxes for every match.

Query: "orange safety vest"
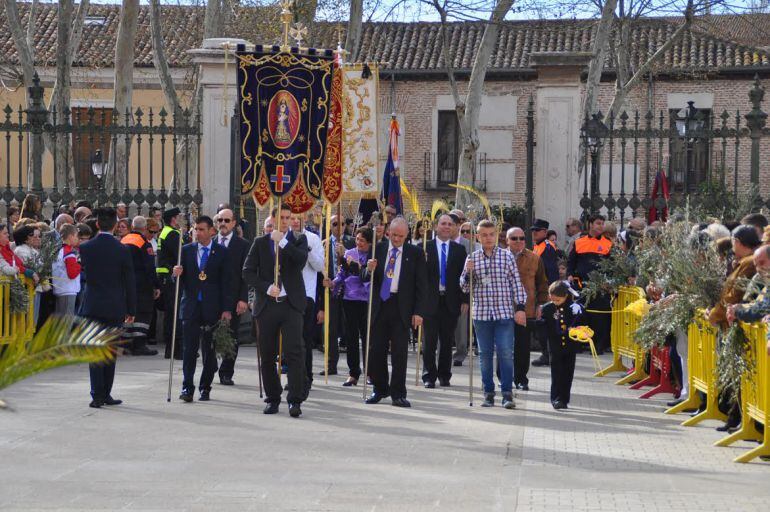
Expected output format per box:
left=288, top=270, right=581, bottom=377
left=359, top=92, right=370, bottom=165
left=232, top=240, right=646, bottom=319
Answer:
left=122, top=233, right=154, bottom=256
left=574, top=235, right=612, bottom=256
left=533, top=240, right=553, bottom=257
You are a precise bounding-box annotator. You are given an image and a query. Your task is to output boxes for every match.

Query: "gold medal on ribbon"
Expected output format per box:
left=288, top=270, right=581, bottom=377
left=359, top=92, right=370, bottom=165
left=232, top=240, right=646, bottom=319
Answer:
left=198, top=271, right=207, bottom=281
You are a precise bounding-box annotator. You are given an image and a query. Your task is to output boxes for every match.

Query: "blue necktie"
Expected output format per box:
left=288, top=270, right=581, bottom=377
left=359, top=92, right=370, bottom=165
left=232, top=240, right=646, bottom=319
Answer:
left=380, top=247, right=399, bottom=302
left=198, top=246, right=209, bottom=301
left=440, top=242, right=447, bottom=288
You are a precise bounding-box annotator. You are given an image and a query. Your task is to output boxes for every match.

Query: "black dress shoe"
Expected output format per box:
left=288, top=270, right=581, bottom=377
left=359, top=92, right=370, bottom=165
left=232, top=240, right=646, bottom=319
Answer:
left=219, top=376, right=235, bottom=386
left=289, top=403, right=302, bottom=418
left=132, top=346, right=158, bottom=356
left=318, top=369, right=338, bottom=376
left=552, top=401, right=567, bottom=410
left=89, top=399, right=103, bottom=408
left=520, top=384, right=529, bottom=391
left=342, top=377, right=358, bottom=387
left=667, top=398, right=684, bottom=407
left=179, top=392, right=193, bottom=403
left=391, top=397, right=411, bottom=408
left=263, top=402, right=279, bottom=414
left=453, top=361, right=463, bottom=367
left=365, top=393, right=388, bottom=404
left=532, top=357, right=549, bottom=367
left=199, top=390, right=210, bottom=401
left=103, top=396, right=122, bottom=406
left=716, top=420, right=741, bottom=432
left=423, top=381, right=436, bottom=389
left=439, top=378, right=451, bottom=387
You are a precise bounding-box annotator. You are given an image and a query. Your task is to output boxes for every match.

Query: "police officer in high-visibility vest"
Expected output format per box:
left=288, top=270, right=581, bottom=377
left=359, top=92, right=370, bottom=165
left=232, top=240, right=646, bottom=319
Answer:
left=566, top=214, right=613, bottom=354
left=159, top=207, right=183, bottom=360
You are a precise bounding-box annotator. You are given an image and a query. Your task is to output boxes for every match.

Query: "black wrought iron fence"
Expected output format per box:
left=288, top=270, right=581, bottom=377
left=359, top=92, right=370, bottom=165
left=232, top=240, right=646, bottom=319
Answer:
left=579, top=76, right=770, bottom=225
left=0, top=74, right=201, bottom=219
left=423, top=150, right=487, bottom=191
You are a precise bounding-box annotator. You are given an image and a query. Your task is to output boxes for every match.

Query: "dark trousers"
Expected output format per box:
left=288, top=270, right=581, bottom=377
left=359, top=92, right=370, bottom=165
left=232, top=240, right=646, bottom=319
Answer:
left=257, top=300, right=306, bottom=404
left=343, top=299, right=368, bottom=379
left=303, top=297, right=316, bottom=386
left=87, top=316, right=123, bottom=400
left=323, top=297, right=342, bottom=372
left=181, top=304, right=218, bottom=393
left=550, top=347, right=576, bottom=404
left=514, top=320, right=533, bottom=386
left=535, top=322, right=549, bottom=361
left=586, top=293, right=611, bottom=352
left=370, top=295, right=410, bottom=399
left=422, top=296, right=457, bottom=383
left=218, top=313, right=243, bottom=379
left=162, top=276, right=182, bottom=359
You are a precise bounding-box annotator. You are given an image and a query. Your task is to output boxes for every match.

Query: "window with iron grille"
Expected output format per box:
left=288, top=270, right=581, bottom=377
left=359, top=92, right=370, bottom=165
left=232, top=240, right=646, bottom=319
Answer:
left=668, top=108, right=711, bottom=193
left=71, top=107, right=113, bottom=190
left=437, top=110, right=460, bottom=185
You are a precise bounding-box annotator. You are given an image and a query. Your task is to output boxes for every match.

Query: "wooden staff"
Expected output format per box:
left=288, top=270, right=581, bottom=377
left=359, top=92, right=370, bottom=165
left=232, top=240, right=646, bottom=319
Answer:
left=323, top=203, right=332, bottom=384
left=273, top=196, right=283, bottom=377
left=414, top=214, right=429, bottom=386
left=166, top=214, right=185, bottom=402
left=362, top=213, right=381, bottom=400
left=467, top=211, right=477, bottom=407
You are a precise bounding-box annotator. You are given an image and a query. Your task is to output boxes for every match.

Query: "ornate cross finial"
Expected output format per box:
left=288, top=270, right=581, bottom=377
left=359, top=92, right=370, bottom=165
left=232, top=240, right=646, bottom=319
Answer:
left=280, top=0, right=294, bottom=49
left=336, top=23, right=344, bottom=47
left=290, top=23, right=308, bottom=47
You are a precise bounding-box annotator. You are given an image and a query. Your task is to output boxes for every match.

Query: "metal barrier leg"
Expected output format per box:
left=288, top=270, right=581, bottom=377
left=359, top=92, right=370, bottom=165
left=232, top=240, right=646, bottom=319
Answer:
left=681, top=392, right=727, bottom=427
left=733, top=425, right=770, bottom=463
left=615, top=359, right=647, bottom=386
left=666, top=394, right=699, bottom=415
left=714, top=418, right=762, bottom=447
left=594, top=355, right=628, bottom=377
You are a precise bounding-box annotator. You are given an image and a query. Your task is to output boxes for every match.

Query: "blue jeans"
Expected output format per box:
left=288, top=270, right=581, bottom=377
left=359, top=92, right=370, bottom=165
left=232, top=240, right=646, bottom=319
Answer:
left=473, top=318, right=514, bottom=393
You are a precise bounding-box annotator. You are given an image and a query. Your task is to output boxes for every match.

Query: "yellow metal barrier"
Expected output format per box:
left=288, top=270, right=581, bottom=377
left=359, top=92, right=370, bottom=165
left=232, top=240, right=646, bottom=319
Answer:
left=594, top=286, right=648, bottom=386
left=714, top=321, right=770, bottom=463
left=665, top=315, right=727, bottom=426
left=0, top=276, right=36, bottom=345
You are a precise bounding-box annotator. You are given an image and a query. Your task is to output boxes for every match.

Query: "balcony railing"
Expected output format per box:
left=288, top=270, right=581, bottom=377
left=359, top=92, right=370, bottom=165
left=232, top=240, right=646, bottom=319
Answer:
left=423, top=151, right=486, bottom=191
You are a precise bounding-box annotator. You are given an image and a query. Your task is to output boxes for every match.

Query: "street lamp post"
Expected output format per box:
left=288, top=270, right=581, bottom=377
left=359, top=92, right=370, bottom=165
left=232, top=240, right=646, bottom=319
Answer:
left=582, top=113, right=608, bottom=215
left=675, top=101, right=703, bottom=193
left=91, top=149, right=105, bottom=195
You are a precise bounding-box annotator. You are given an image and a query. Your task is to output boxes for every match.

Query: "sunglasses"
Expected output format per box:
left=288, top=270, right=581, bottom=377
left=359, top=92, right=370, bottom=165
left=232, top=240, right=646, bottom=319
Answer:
left=461, top=230, right=471, bottom=234
left=217, top=218, right=233, bottom=223
left=508, top=236, right=526, bottom=241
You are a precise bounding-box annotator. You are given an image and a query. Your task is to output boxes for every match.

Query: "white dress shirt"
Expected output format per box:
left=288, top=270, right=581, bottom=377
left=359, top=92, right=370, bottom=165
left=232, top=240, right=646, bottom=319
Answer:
left=387, top=242, right=403, bottom=293
left=217, top=232, right=233, bottom=248
left=301, top=229, right=325, bottom=300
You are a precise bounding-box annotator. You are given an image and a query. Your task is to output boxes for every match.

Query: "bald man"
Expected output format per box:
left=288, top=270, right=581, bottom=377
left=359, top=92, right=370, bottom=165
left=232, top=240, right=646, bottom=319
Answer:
left=363, top=217, right=427, bottom=407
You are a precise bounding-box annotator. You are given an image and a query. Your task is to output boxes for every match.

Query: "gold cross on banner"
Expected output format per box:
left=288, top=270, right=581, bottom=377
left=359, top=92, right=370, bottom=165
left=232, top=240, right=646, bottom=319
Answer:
left=279, top=0, right=294, bottom=48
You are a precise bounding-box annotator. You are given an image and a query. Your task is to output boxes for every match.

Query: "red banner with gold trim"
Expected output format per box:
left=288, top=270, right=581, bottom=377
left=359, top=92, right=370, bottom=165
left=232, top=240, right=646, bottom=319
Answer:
left=322, top=58, right=343, bottom=204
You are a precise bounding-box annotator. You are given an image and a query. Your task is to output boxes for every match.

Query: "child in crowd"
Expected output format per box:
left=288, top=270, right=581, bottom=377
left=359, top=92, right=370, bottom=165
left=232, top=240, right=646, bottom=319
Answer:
left=541, top=281, right=586, bottom=410
left=52, top=224, right=82, bottom=316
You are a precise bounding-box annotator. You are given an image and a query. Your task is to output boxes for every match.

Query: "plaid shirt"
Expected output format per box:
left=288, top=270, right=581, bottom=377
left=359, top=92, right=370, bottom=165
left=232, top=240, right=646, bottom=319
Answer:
left=460, top=246, right=527, bottom=321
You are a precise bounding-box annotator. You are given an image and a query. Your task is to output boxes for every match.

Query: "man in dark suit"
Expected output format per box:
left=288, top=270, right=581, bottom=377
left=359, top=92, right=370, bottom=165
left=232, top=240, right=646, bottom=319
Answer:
left=214, top=208, right=250, bottom=386
left=172, top=216, right=233, bottom=402
left=79, top=207, right=137, bottom=408
left=242, top=204, right=309, bottom=418
left=364, top=217, right=427, bottom=407
left=422, top=214, right=468, bottom=388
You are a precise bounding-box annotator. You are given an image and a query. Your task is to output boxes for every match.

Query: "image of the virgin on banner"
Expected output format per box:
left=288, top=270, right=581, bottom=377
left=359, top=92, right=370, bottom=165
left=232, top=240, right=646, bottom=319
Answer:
left=237, top=46, right=335, bottom=212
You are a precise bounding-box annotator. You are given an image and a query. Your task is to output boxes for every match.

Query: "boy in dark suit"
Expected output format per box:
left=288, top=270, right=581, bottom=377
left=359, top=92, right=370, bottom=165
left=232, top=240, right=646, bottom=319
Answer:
left=78, top=207, right=137, bottom=408
left=172, top=216, right=233, bottom=402
left=242, top=204, right=309, bottom=417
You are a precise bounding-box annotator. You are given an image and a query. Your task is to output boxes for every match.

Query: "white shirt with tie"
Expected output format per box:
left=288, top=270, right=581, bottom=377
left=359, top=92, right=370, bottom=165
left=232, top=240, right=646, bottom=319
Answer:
left=435, top=237, right=450, bottom=292
left=217, top=232, right=232, bottom=248
left=387, top=242, right=403, bottom=293
left=197, top=241, right=213, bottom=267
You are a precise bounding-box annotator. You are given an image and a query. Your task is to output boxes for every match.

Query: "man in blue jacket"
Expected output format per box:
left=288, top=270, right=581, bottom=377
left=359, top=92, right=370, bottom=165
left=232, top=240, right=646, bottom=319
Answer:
left=79, top=207, right=137, bottom=408
left=172, top=216, right=233, bottom=402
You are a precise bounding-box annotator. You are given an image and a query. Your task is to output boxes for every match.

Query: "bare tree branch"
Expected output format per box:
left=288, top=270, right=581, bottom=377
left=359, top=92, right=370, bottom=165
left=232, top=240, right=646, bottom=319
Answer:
left=3, top=0, right=36, bottom=86
left=26, top=0, right=38, bottom=55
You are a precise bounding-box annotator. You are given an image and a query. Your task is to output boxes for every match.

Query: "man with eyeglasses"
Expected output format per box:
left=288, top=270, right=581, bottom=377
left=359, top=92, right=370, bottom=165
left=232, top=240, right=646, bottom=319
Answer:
left=214, top=209, right=251, bottom=386
left=564, top=218, right=582, bottom=256
left=507, top=227, right=548, bottom=390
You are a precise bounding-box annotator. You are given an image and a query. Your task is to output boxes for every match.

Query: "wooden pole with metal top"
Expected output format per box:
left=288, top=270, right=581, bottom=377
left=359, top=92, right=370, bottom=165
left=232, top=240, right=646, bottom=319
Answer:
left=166, top=215, right=185, bottom=402
left=467, top=212, right=477, bottom=407
left=323, top=203, right=332, bottom=384
left=414, top=214, right=429, bottom=386
left=362, top=214, right=381, bottom=400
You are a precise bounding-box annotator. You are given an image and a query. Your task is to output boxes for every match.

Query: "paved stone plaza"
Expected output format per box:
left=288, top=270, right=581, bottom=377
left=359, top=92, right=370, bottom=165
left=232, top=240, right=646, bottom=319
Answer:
left=1, top=349, right=768, bottom=511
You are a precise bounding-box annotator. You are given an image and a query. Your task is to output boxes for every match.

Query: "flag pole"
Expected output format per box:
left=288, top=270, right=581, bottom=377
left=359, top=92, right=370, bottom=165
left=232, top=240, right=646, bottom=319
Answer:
left=166, top=214, right=185, bottom=402
left=323, top=203, right=332, bottom=384
left=362, top=213, right=381, bottom=400
left=415, top=213, right=429, bottom=386
left=467, top=210, right=477, bottom=407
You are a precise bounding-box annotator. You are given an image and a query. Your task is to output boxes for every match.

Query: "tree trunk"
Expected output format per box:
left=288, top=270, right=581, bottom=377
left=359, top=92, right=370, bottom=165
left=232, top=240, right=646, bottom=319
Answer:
left=54, top=0, right=74, bottom=191
left=109, top=0, right=139, bottom=194
left=345, top=0, right=364, bottom=62
left=26, top=0, right=38, bottom=53
left=149, top=0, right=182, bottom=119
left=582, top=0, right=617, bottom=123
left=454, top=0, right=514, bottom=209
left=2, top=0, right=36, bottom=85
left=293, top=0, right=317, bottom=26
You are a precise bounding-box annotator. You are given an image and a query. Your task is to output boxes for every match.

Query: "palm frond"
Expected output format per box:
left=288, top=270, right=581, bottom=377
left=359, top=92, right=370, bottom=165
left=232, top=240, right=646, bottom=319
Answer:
left=430, top=199, right=451, bottom=221
left=449, top=183, right=492, bottom=219
left=0, top=315, right=120, bottom=392
left=400, top=180, right=421, bottom=219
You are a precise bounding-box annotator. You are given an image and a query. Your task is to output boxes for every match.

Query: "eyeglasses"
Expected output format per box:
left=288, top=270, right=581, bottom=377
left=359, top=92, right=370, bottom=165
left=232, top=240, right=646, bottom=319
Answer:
left=217, top=218, right=233, bottom=224
left=508, top=236, right=526, bottom=241
left=461, top=230, right=471, bottom=234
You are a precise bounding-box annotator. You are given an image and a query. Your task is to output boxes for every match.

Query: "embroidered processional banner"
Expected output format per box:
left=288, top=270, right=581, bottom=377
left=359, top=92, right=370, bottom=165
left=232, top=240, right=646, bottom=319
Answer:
left=237, top=46, right=334, bottom=213
left=341, top=64, right=380, bottom=198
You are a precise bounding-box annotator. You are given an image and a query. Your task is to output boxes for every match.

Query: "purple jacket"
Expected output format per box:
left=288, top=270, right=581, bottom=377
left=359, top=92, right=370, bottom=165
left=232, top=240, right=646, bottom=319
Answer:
left=333, top=247, right=371, bottom=302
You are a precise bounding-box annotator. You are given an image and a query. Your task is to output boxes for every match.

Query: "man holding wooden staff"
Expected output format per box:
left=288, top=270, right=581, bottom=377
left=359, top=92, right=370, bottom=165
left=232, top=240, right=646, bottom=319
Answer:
left=243, top=204, right=309, bottom=418
left=363, top=217, right=427, bottom=407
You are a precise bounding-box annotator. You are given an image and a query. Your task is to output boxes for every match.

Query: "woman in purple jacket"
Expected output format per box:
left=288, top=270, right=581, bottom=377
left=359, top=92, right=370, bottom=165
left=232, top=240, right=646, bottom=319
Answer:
left=333, top=226, right=373, bottom=386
